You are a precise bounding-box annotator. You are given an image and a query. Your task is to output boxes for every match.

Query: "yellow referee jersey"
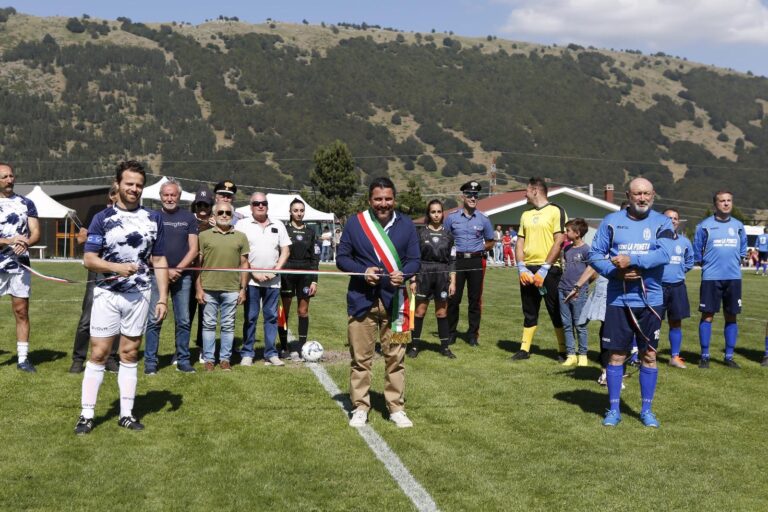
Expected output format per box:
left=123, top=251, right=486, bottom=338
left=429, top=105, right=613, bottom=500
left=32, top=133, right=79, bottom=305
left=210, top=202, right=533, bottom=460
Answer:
left=518, top=203, right=567, bottom=266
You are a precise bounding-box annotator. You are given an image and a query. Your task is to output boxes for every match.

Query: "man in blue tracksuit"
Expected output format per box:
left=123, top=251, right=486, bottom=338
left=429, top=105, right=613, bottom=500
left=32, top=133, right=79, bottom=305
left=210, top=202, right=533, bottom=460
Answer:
left=693, top=191, right=747, bottom=369
left=589, top=178, right=674, bottom=428
left=661, top=208, right=694, bottom=369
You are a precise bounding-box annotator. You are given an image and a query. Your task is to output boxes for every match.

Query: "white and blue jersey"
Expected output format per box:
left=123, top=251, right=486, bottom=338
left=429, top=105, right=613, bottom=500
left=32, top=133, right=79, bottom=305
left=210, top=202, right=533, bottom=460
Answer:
left=589, top=209, right=674, bottom=308
left=84, top=205, right=165, bottom=293
left=661, top=235, right=694, bottom=284
left=756, top=234, right=768, bottom=253
left=693, top=216, right=747, bottom=281
left=0, top=194, right=38, bottom=273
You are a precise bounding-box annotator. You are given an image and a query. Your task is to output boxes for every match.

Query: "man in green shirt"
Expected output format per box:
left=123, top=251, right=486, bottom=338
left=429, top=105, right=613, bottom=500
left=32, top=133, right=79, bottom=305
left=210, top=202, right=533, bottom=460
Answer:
left=196, top=202, right=250, bottom=371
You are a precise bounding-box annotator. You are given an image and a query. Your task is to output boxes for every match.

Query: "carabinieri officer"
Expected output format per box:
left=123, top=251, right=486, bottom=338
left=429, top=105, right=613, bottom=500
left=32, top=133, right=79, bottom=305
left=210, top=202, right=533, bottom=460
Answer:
left=444, top=181, right=494, bottom=347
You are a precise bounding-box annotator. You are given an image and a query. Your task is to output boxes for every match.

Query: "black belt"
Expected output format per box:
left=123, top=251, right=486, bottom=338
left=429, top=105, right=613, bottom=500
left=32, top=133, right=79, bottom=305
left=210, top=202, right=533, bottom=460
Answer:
left=456, top=251, right=484, bottom=259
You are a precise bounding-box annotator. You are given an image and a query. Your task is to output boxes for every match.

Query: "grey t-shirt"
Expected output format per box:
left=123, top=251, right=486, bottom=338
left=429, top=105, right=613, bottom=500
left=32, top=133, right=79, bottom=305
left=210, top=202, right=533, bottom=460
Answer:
left=559, top=243, right=590, bottom=291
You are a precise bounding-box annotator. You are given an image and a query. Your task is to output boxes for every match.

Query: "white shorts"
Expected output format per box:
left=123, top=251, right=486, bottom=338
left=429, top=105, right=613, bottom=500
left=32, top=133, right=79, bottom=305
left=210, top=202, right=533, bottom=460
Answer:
left=90, top=287, right=151, bottom=338
left=0, top=271, right=31, bottom=298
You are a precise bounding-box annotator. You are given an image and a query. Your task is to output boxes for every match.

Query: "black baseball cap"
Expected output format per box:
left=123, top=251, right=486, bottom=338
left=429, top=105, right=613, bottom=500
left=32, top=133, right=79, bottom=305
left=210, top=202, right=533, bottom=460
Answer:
left=460, top=181, right=482, bottom=193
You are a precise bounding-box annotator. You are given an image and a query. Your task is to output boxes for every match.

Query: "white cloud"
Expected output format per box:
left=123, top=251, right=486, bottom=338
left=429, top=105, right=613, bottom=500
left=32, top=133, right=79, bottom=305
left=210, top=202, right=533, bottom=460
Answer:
left=497, top=0, right=768, bottom=46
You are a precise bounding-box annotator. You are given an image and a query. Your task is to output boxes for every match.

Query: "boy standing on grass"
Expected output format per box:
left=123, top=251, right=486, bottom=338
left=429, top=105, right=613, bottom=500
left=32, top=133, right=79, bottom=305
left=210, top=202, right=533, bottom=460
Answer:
left=558, top=219, right=590, bottom=367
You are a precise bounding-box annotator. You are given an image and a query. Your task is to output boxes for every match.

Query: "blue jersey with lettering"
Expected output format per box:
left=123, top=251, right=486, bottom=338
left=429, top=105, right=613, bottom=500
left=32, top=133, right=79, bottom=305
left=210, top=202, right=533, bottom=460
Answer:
left=661, top=234, right=694, bottom=284
left=756, top=234, right=768, bottom=252
left=444, top=209, right=494, bottom=253
left=589, top=209, right=674, bottom=307
left=693, top=216, right=747, bottom=281
left=0, top=194, right=37, bottom=273
left=85, top=205, right=165, bottom=292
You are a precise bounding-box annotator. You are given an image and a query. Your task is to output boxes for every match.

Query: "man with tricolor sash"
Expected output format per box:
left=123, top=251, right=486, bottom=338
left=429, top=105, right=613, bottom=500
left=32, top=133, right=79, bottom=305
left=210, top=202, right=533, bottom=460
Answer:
left=336, top=177, right=420, bottom=428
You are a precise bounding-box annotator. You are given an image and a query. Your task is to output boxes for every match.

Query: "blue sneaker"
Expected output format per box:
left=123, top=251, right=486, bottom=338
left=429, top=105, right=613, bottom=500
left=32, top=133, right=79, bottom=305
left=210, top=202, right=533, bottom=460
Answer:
left=144, top=363, right=158, bottom=376
left=640, top=411, right=660, bottom=428
left=176, top=361, right=196, bottom=373
left=17, top=360, right=36, bottom=373
left=602, top=409, right=621, bottom=427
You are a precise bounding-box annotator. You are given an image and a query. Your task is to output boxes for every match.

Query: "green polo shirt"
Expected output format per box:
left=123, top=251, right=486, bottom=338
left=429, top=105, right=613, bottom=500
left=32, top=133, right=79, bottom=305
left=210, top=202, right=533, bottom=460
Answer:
left=199, top=227, right=249, bottom=292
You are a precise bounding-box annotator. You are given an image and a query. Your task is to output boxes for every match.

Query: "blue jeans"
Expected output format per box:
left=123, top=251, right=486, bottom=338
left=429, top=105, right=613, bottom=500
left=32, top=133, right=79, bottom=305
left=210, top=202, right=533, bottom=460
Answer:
left=559, top=289, right=589, bottom=355
left=201, top=290, right=239, bottom=362
left=144, top=273, right=193, bottom=365
left=494, top=242, right=503, bottom=263
left=320, top=245, right=331, bottom=262
left=241, top=285, right=280, bottom=359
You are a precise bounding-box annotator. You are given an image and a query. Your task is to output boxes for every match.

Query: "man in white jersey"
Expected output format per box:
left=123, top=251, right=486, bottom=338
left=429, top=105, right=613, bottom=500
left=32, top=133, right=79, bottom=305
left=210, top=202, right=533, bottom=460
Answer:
left=0, top=162, right=40, bottom=372
left=74, top=161, right=169, bottom=435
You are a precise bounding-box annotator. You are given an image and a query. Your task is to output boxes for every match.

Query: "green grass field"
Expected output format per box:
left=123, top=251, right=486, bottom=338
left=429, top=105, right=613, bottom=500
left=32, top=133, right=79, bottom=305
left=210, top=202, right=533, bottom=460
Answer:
left=1, top=263, right=767, bottom=511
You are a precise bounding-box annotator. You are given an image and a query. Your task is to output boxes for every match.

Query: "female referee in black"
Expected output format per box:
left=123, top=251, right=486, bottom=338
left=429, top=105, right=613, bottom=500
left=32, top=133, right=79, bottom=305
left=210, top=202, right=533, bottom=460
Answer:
left=408, top=199, right=457, bottom=359
left=277, top=198, right=319, bottom=361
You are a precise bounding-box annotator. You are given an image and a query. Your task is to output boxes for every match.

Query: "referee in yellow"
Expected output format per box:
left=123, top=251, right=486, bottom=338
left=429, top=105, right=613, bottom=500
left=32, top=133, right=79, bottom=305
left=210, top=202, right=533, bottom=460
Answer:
left=512, top=177, right=568, bottom=361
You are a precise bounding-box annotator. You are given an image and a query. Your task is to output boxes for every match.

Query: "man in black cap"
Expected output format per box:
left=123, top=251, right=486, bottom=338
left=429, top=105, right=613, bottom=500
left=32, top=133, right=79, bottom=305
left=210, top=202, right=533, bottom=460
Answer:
left=213, top=180, right=244, bottom=225
left=444, top=181, right=495, bottom=347
left=190, top=186, right=214, bottom=355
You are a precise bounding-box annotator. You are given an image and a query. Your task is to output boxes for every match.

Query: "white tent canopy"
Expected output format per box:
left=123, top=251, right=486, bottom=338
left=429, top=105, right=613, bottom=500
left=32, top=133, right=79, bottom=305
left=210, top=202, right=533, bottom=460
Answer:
left=142, top=176, right=196, bottom=204
left=235, top=193, right=335, bottom=223
left=26, top=185, right=75, bottom=218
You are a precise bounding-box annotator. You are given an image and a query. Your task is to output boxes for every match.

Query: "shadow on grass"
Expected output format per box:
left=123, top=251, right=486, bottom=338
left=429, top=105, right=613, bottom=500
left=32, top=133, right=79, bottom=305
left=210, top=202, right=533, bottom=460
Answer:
left=563, top=366, right=603, bottom=381
left=0, top=348, right=67, bottom=367
left=735, top=346, right=765, bottom=364
left=331, top=390, right=391, bottom=420
left=553, top=388, right=639, bottom=420
left=497, top=339, right=520, bottom=353
left=98, top=390, right=184, bottom=426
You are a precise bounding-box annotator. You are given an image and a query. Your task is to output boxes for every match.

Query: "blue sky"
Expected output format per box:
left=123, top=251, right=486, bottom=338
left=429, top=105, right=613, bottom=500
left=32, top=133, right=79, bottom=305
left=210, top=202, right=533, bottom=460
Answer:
left=10, top=0, right=768, bottom=76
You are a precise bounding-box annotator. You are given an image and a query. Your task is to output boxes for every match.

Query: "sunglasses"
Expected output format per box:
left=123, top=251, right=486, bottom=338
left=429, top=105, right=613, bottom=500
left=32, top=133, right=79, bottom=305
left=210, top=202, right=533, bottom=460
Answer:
left=464, top=192, right=479, bottom=199
left=216, top=210, right=233, bottom=216
left=195, top=202, right=211, bottom=208
left=251, top=201, right=268, bottom=207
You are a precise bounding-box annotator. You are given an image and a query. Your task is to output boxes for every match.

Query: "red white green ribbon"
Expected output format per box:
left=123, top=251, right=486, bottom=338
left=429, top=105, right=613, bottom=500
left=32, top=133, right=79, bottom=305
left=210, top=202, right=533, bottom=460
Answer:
left=357, top=209, right=414, bottom=335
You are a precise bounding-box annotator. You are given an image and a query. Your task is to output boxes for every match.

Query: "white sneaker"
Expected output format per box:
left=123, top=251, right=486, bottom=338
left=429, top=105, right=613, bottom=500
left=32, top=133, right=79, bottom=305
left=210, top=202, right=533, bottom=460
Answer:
left=290, top=351, right=302, bottom=362
left=349, top=409, right=367, bottom=427
left=240, top=356, right=253, bottom=367
left=198, top=353, right=205, bottom=364
left=389, top=411, right=413, bottom=428
left=265, top=356, right=285, bottom=366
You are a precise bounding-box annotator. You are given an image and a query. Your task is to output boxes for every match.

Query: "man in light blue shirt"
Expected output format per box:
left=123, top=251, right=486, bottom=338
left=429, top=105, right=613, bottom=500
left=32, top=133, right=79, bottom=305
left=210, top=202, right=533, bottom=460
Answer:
left=589, top=178, right=673, bottom=428
left=660, top=208, right=694, bottom=369
left=693, top=191, right=747, bottom=369
left=755, top=228, right=768, bottom=275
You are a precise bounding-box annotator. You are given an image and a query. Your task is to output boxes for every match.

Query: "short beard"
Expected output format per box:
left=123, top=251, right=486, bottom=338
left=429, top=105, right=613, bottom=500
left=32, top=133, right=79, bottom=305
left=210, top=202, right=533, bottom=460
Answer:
left=629, top=203, right=652, bottom=218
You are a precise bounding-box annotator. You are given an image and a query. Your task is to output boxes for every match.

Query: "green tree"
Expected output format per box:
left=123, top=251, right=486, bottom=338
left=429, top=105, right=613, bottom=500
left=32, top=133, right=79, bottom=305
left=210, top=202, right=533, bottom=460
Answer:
left=310, top=140, right=358, bottom=220
left=397, top=179, right=425, bottom=217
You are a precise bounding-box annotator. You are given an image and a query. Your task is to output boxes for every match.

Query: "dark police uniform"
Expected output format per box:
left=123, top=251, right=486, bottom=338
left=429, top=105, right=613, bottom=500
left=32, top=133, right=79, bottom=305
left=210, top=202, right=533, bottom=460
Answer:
left=281, top=223, right=320, bottom=299
left=416, top=225, right=455, bottom=301
left=444, top=181, right=494, bottom=345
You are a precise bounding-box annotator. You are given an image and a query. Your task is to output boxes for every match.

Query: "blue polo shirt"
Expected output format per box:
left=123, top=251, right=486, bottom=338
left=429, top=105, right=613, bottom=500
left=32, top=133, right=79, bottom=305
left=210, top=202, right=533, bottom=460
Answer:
left=444, top=209, right=494, bottom=253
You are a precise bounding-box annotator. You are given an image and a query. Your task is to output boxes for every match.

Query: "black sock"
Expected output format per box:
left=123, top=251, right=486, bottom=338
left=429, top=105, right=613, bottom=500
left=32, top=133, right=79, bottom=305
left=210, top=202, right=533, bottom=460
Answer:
left=437, top=317, right=450, bottom=348
left=412, top=316, right=425, bottom=341
left=298, top=316, right=309, bottom=349
left=278, top=327, right=288, bottom=351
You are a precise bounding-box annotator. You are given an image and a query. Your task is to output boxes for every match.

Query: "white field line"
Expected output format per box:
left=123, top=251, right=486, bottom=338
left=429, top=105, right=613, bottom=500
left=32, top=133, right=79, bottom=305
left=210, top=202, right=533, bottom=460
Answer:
left=307, top=362, right=440, bottom=512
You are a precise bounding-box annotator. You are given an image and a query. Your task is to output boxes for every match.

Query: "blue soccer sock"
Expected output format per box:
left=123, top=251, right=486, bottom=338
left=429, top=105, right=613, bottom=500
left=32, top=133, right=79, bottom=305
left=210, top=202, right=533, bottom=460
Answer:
left=668, top=327, right=682, bottom=357
left=724, top=322, right=738, bottom=360
left=606, top=364, right=624, bottom=413
left=764, top=335, right=768, bottom=357
left=699, top=321, right=712, bottom=359
left=639, top=365, right=658, bottom=414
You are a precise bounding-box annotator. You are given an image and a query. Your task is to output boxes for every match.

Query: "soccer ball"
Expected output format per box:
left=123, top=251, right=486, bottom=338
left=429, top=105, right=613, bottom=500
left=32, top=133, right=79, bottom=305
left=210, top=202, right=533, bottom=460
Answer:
left=301, top=341, right=324, bottom=362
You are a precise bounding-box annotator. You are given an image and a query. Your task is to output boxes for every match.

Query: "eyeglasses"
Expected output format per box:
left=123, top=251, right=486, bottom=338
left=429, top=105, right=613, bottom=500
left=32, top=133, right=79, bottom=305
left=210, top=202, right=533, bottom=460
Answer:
left=464, top=193, right=479, bottom=199
left=216, top=210, right=233, bottom=216
left=251, top=201, right=268, bottom=207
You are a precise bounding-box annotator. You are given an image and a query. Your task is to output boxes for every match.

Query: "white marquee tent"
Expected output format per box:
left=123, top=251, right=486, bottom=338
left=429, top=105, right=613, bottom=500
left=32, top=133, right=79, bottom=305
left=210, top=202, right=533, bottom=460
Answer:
left=141, top=176, right=196, bottom=204
left=235, top=193, right=335, bottom=223
left=26, top=185, right=76, bottom=257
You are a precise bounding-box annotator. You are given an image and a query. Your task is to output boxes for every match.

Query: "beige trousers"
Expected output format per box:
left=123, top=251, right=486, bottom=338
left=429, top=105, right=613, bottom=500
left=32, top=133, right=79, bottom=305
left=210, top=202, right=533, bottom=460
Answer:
left=348, top=299, right=406, bottom=413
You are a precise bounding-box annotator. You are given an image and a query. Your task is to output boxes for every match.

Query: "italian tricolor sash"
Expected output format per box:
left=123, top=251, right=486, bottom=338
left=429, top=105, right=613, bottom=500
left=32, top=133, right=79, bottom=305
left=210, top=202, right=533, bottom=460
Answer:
left=358, top=209, right=414, bottom=343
